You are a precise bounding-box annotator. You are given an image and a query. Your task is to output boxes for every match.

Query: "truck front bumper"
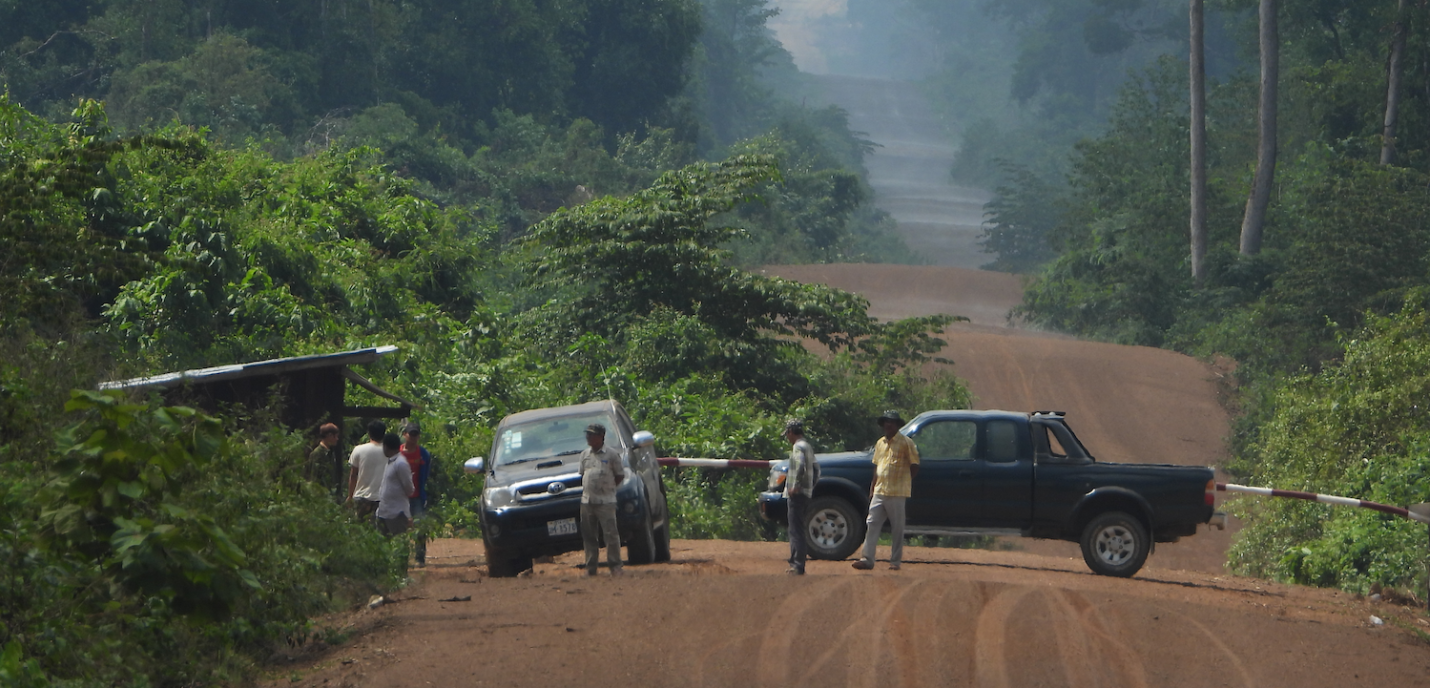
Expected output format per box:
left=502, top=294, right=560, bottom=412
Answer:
left=757, top=491, right=789, bottom=526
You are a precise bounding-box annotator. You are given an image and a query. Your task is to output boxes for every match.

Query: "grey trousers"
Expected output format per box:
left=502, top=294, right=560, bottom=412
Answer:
left=860, top=494, right=907, bottom=565
left=581, top=502, right=623, bottom=573
left=787, top=492, right=809, bottom=572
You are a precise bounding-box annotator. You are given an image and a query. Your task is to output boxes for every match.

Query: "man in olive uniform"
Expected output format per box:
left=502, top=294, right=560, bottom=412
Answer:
left=852, top=410, right=920, bottom=571
left=305, top=422, right=342, bottom=500
left=579, top=423, right=626, bottom=577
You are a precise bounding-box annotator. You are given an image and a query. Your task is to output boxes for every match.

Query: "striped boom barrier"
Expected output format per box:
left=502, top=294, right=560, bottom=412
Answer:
left=1217, top=483, right=1430, bottom=525
left=657, top=457, right=773, bottom=470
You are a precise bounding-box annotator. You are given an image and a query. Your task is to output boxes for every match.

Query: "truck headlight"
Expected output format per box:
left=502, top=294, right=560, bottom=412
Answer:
left=768, top=466, right=788, bottom=491
left=485, top=486, right=513, bottom=509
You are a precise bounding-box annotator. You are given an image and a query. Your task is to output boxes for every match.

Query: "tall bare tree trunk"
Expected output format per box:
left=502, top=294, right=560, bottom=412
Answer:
left=1382, top=0, right=1409, bottom=165
left=1240, top=0, right=1278, bottom=256
left=1190, top=0, right=1208, bottom=286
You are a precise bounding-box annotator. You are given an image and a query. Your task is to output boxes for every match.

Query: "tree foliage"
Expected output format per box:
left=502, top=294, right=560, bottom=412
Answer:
left=0, top=91, right=960, bottom=685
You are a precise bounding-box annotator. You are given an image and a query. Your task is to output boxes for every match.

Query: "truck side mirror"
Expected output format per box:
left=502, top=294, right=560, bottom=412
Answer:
left=464, top=457, right=485, bottom=474
left=632, top=430, right=655, bottom=448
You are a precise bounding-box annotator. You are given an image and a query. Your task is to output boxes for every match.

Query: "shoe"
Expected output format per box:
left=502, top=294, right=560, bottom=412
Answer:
left=851, top=559, right=874, bottom=570
left=611, top=568, right=625, bottom=577
left=786, top=566, right=805, bottom=575
left=888, top=563, right=901, bottom=571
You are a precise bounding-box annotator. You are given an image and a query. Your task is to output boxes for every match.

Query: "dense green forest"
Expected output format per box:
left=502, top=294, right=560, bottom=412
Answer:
left=0, top=1, right=965, bottom=685
left=885, top=1, right=1430, bottom=599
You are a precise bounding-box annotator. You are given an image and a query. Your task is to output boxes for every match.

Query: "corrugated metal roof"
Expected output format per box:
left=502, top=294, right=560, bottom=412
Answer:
left=99, top=345, right=400, bottom=391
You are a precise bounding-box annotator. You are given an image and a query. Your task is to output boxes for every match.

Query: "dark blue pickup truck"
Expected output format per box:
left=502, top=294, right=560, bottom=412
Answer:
left=757, top=410, right=1224, bottom=577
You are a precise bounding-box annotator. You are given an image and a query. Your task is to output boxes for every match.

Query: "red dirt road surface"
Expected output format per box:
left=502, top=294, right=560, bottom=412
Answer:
left=270, top=540, right=1430, bottom=688
left=265, top=264, right=1430, bottom=688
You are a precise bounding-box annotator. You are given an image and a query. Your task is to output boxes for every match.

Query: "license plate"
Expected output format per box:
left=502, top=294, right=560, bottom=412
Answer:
left=547, top=518, right=578, bottom=537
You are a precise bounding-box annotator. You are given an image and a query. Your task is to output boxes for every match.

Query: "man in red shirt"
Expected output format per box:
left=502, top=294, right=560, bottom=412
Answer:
left=400, top=422, right=433, bottom=567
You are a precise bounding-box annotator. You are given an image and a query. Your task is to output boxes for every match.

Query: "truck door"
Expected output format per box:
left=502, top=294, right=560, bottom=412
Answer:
left=979, top=419, right=1034, bottom=527
left=905, top=419, right=982, bottom=526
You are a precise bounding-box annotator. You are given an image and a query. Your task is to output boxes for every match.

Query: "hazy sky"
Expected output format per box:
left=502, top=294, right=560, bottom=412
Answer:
left=766, top=0, right=845, bottom=74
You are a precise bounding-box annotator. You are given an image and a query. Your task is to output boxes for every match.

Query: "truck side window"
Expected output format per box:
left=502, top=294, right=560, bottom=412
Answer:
left=985, top=420, right=1020, bottom=462
left=910, top=421, right=976, bottom=461
left=1035, top=425, right=1068, bottom=460
left=1033, top=421, right=1091, bottom=462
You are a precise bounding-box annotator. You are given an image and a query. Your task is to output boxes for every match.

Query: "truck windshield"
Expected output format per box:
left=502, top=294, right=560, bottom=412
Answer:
left=493, top=413, right=619, bottom=466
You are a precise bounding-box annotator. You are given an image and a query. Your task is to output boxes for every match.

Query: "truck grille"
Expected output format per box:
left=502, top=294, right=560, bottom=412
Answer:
left=511, top=473, right=583, bottom=503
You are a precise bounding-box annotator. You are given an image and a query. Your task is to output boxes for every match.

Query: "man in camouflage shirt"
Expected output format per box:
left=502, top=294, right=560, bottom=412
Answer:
left=783, top=419, right=816, bottom=575
left=579, top=423, right=626, bottom=577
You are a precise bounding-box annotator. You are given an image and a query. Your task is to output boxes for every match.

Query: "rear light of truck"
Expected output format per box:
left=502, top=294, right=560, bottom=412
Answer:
left=1205, top=479, right=1216, bottom=506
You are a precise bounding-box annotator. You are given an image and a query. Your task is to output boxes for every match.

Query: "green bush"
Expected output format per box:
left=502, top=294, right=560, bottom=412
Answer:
left=2, top=392, right=404, bottom=687
left=1228, top=303, right=1430, bottom=595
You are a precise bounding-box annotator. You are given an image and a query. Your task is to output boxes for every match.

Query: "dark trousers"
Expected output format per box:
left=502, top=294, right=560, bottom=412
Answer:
left=787, top=492, right=809, bottom=572
left=375, top=514, right=409, bottom=537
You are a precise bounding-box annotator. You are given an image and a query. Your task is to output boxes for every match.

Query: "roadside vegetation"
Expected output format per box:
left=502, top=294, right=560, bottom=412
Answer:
left=880, top=0, right=1430, bottom=600
left=1, top=1, right=964, bottom=684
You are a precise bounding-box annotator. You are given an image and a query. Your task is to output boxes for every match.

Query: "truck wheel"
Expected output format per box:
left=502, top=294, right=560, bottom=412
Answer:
left=805, top=496, right=865, bottom=560
left=484, top=541, right=530, bottom=578
left=626, top=507, right=657, bottom=565
left=1079, top=511, right=1149, bottom=577
left=653, top=518, right=672, bottom=562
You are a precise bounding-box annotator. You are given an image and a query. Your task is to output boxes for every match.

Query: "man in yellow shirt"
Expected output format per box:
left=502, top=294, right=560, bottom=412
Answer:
left=852, top=410, right=920, bottom=571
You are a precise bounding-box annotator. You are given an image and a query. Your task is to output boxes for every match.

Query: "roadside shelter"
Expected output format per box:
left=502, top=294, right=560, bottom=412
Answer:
left=99, top=346, right=418, bottom=497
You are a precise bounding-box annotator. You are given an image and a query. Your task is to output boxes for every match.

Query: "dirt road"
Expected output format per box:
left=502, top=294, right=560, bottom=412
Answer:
left=271, top=539, right=1430, bottom=688
left=810, top=76, right=993, bottom=268
left=263, top=75, right=1430, bottom=688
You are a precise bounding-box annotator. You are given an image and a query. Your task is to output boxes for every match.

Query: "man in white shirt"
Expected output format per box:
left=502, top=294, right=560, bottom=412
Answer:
left=374, top=433, right=414, bottom=536
left=579, top=423, right=626, bottom=577
left=346, top=421, right=388, bottom=520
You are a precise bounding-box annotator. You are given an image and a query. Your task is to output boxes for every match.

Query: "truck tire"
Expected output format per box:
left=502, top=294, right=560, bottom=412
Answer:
left=485, top=541, right=531, bottom=578
left=626, top=506, right=657, bottom=565
left=653, top=518, right=672, bottom=562
left=805, top=496, right=865, bottom=560
left=1079, top=511, right=1149, bottom=577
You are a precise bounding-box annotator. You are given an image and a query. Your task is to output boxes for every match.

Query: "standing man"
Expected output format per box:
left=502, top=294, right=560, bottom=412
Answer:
left=305, top=422, right=342, bottom=500
left=852, top=410, right=920, bottom=571
left=784, top=419, right=816, bottom=575
left=400, top=422, right=433, bottom=566
left=346, top=420, right=388, bottom=521
left=374, top=433, right=413, bottom=537
left=579, top=423, right=626, bottom=577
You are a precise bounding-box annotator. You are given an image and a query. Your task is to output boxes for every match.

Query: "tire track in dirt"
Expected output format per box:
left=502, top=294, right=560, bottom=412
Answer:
left=752, top=577, right=857, bottom=688
left=1165, top=609, right=1258, bottom=688
left=1047, top=589, right=1151, bottom=688
left=269, top=540, right=1430, bottom=688
left=972, top=585, right=1034, bottom=688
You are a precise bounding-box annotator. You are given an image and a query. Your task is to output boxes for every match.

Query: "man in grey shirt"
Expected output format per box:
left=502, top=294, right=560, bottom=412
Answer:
left=374, top=433, right=413, bottom=537
left=579, top=423, right=626, bottom=577
left=783, top=419, right=816, bottom=575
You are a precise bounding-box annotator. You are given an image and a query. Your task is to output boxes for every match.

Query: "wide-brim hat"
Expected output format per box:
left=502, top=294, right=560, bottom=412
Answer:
left=876, top=410, right=905, bottom=425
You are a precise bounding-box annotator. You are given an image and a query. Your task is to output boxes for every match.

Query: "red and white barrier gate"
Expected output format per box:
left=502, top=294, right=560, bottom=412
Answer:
left=1217, top=483, right=1430, bottom=525
left=657, top=457, right=773, bottom=470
